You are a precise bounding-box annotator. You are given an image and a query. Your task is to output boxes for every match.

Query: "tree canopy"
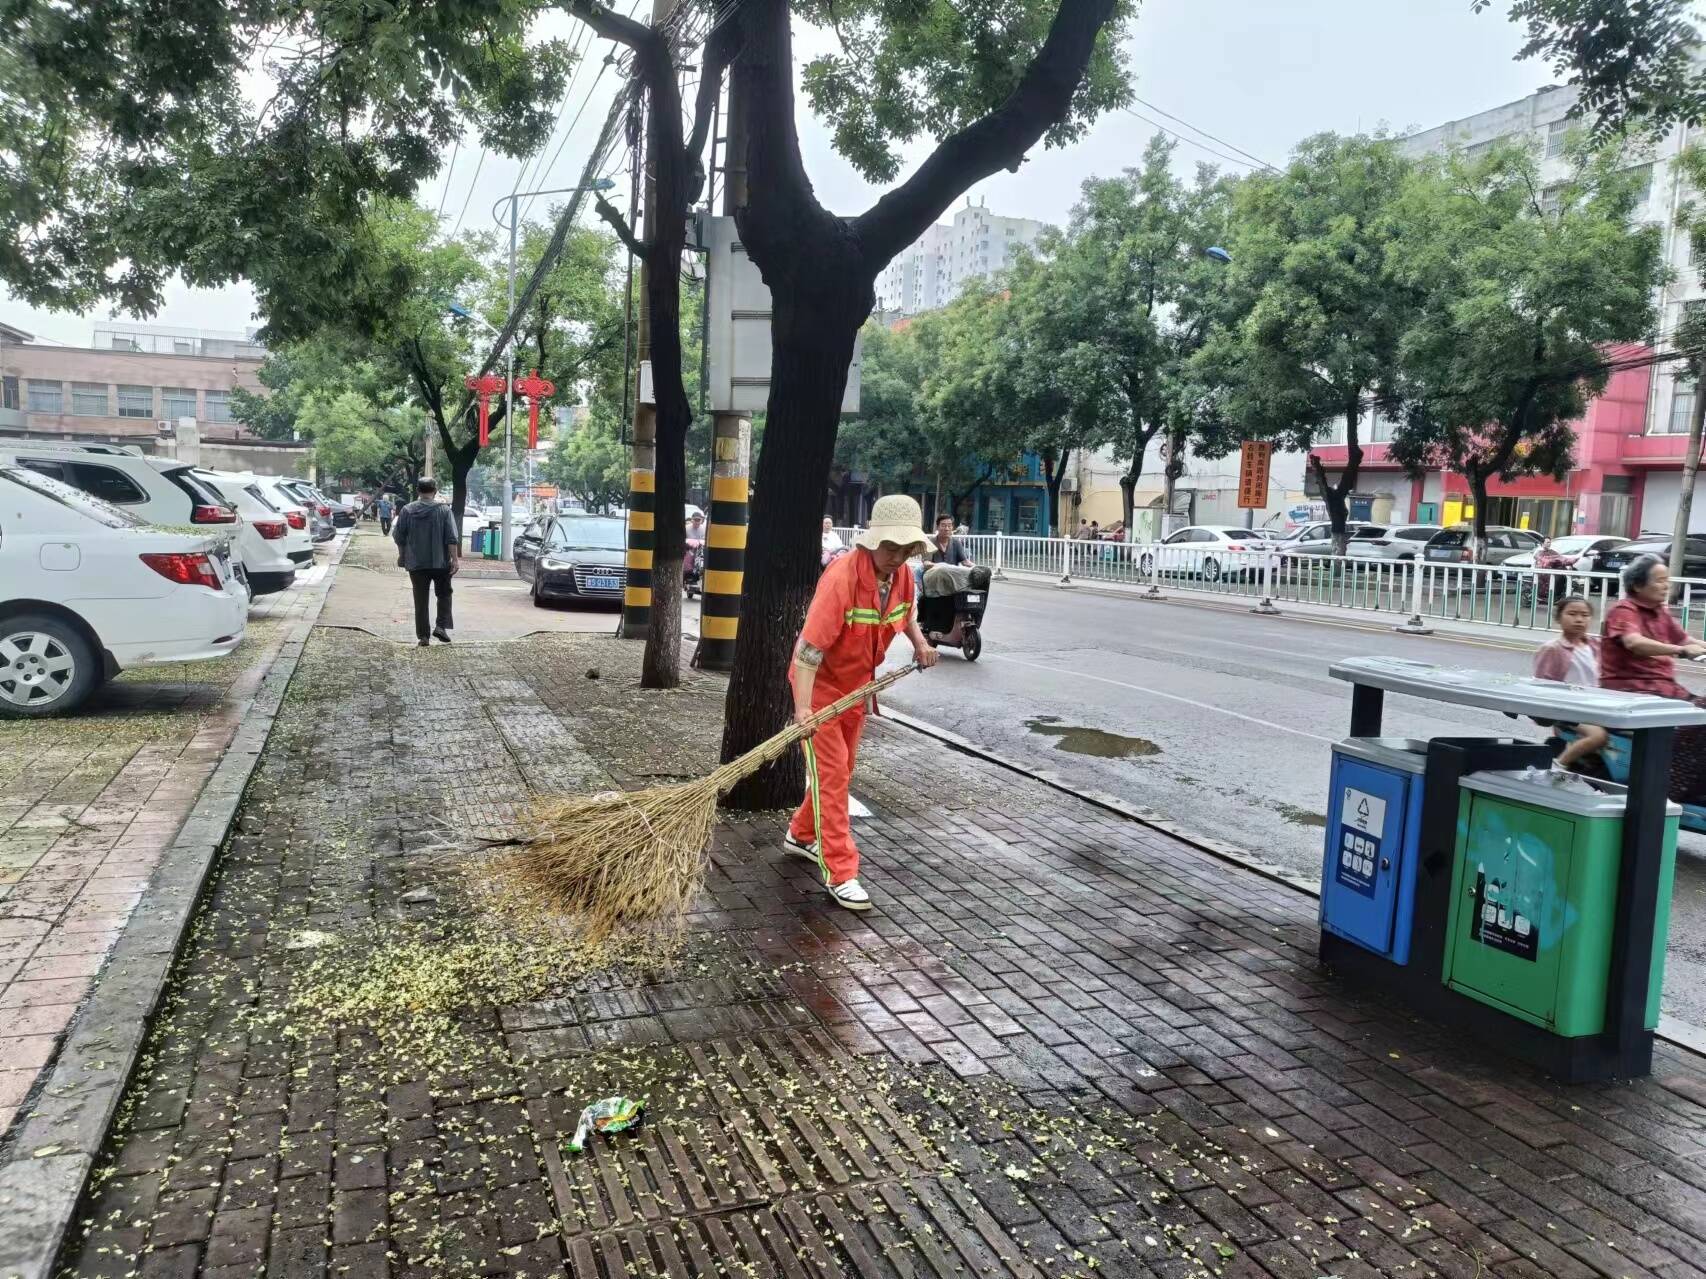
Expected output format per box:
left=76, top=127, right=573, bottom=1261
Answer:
left=1388, top=137, right=1662, bottom=551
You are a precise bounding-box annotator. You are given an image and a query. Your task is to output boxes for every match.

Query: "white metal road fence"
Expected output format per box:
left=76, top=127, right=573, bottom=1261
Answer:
left=832, top=528, right=1706, bottom=639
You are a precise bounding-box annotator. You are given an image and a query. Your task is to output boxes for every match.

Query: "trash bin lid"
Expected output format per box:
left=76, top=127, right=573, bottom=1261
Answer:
left=1333, top=737, right=1428, bottom=774
left=1330, top=656, right=1706, bottom=730
left=1460, top=768, right=1682, bottom=819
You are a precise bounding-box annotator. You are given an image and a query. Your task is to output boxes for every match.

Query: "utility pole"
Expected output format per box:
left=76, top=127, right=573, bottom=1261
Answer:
left=619, top=0, right=671, bottom=642
left=693, top=68, right=750, bottom=672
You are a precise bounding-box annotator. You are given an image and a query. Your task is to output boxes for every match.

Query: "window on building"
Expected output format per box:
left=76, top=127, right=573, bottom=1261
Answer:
left=1546, top=118, right=1571, bottom=158
left=115, top=385, right=154, bottom=417
left=173, top=339, right=195, bottom=355
left=70, top=382, right=109, bottom=416
left=1669, top=378, right=1697, bottom=434
left=1, top=375, right=16, bottom=410
left=27, top=379, right=62, bottom=413
left=161, top=387, right=197, bottom=419
left=202, top=389, right=233, bottom=423
left=1625, top=163, right=1654, bottom=203
left=1540, top=185, right=1564, bottom=217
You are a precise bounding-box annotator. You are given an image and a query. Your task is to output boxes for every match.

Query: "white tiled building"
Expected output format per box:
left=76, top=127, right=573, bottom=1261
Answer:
left=875, top=200, right=1047, bottom=315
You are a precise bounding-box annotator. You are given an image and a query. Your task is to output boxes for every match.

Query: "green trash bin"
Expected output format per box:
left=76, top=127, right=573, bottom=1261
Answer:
left=1443, top=769, right=1679, bottom=1037
left=483, top=523, right=501, bottom=560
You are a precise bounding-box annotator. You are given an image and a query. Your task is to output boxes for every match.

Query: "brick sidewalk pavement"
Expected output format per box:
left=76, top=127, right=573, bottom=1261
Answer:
left=0, top=567, right=335, bottom=1138
left=35, top=590, right=1706, bottom=1279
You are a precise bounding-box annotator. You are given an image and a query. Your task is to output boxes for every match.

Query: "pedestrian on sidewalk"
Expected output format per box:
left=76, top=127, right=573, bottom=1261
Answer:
left=393, top=477, right=460, bottom=647
left=376, top=493, right=394, bottom=536
left=785, top=495, right=939, bottom=911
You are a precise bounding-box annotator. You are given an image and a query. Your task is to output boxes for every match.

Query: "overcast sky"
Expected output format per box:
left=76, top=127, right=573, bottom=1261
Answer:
left=3, top=0, right=1555, bottom=347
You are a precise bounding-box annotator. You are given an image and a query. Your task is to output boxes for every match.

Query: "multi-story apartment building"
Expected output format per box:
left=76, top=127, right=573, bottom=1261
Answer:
left=1, top=321, right=267, bottom=443
left=0, top=320, right=308, bottom=473
left=875, top=200, right=1046, bottom=315
left=1311, top=82, right=1703, bottom=538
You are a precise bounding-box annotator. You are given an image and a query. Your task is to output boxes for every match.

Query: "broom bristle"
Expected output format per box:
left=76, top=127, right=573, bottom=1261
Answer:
left=505, top=777, right=722, bottom=939
left=502, top=663, right=920, bottom=936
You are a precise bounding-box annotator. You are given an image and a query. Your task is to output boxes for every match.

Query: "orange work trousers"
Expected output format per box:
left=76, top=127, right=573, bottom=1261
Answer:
left=788, top=700, right=868, bottom=886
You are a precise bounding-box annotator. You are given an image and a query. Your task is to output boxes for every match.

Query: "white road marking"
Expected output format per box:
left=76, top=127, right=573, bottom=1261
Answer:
left=985, top=654, right=1336, bottom=744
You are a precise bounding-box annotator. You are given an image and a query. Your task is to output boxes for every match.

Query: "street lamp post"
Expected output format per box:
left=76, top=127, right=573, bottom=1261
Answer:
left=489, top=179, right=616, bottom=557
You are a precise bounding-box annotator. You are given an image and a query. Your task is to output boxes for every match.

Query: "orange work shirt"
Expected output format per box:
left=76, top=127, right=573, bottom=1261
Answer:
left=793, top=548, right=915, bottom=696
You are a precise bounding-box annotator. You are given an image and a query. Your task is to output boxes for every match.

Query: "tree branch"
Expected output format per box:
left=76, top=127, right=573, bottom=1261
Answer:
left=854, top=0, right=1121, bottom=270
left=594, top=193, right=647, bottom=258
left=686, top=13, right=746, bottom=205
left=563, top=0, right=655, bottom=51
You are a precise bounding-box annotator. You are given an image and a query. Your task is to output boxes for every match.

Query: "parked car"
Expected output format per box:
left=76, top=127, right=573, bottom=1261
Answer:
left=1273, top=521, right=1385, bottom=556
left=228, top=475, right=315, bottom=571
left=1421, top=525, right=1545, bottom=566
left=251, top=476, right=330, bottom=545
left=193, top=470, right=299, bottom=595
left=0, top=443, right=239, bottom=534
left=275, top=478, right=339, bottom=541
left=516, top=513, right=628, bottom=605
left=1140, top=525, right=1275, bottom=581
left=1598, top=534, right=1706, bottom=582
left=512, top=517, right=546, bottom=565
left=0, top=465, right=247, bottom=717
left=1346, top=524, right=1443, bottom=562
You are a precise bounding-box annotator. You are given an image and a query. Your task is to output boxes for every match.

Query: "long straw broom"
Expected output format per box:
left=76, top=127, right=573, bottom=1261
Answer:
left=504, top=663, right=920, bottom=937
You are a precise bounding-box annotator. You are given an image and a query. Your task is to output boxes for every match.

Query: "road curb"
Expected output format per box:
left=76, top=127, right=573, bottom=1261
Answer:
left=876, top=704, right=1706, bottom=1061
left=0, top=536, right=350, bottom=1279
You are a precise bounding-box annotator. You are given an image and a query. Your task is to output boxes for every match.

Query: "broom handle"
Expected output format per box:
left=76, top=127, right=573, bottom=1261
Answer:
left=706, top=663, right=919, bottom=793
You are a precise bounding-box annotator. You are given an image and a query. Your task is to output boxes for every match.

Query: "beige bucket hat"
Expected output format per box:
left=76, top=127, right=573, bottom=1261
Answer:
left=854, top=494, right=932, bottom=555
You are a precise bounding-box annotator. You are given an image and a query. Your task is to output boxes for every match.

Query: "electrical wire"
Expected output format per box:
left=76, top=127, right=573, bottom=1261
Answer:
left=1121, top=108, right=1262, bottom=172
left=436, top=139, right=461, bottom=220
left=509, top=20, right=599, bottom=210
left=451, top=148, right=488, bottom=236
left=1129, top=94, right=1280, bottom=172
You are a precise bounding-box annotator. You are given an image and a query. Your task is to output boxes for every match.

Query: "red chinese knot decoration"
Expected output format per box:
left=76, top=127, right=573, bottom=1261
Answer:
left=464, top=372, right=507, bottom=447
left=512, top=368, right=556, bottom=449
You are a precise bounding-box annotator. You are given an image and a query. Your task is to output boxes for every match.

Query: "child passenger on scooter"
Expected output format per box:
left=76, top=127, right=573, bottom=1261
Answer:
left=1533, top=594, right=1609, bottom=772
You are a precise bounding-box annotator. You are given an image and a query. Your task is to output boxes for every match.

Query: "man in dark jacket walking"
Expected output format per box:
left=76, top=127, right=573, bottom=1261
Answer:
left=393, top=478, right=461, bottom=646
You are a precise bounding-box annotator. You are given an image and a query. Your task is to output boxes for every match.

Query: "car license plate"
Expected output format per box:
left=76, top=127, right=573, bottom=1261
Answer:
left=1427, top=549, right=1453, bottom=561
left=964, top=593, right=982, bottom=604
left=586, top=575, right=621, bottom=592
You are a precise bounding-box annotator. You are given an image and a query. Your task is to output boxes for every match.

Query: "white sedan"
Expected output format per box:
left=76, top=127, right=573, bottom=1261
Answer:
left=1140, top=525, right=1277, bottom=581
left=0, top=465, right=248, bottom=717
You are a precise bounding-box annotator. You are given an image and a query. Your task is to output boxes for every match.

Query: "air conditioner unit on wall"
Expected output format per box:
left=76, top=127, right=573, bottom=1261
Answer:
left=157, top=420, right=174, bottom=434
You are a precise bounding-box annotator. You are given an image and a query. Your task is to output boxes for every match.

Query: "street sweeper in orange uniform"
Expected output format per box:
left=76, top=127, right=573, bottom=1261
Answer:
left=784, top=495, right=938, bottom=910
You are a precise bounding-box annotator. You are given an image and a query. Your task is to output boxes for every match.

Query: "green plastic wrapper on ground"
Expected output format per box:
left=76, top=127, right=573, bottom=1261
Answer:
left=566, top=1096, right=644, bottom=1152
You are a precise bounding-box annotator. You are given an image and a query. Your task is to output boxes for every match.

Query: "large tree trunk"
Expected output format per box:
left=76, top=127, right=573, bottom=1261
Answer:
left=1318, top=403, right=1363, bottom=555
left=1161, top=426, right=1186, bottom=534
left=1671, top=359, right=1706, bottom=588
left=1466, top=467, right=1492, bottom=566
left=718, top=0, right=1122, bottom=803
left=720, top=296, right=865, bottom=809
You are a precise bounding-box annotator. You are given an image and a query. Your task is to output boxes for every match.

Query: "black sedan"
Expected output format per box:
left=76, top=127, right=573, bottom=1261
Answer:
left=516, top=513, right=628, bottom=606
left=1597, top=534, right=1706, bottom=581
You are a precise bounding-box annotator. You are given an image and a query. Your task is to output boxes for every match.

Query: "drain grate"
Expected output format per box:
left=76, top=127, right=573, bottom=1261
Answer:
left=533, top=1027, right=1044, bottom=1276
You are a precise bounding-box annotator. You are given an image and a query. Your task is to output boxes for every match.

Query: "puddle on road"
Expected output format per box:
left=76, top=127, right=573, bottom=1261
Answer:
left=1276, top=802, right=1327, bottom=828
left=1025, top=716, right=1161, bottom=759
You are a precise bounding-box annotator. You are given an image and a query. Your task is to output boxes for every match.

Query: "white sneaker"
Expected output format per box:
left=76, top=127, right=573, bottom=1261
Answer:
left=782, top=833, right=819, bottom=864
left=827, top=878, right=872, bottom=912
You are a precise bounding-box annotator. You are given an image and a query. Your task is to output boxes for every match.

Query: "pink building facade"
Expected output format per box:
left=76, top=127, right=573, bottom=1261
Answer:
left=1309, top=349, right=1695, bottom=539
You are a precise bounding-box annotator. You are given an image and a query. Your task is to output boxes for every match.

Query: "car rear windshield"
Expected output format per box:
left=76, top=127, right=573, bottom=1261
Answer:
left=1222, top=529, right=1266, bottom=540
left=164, top=466, right=227, bottom=509
left=554, top=518, right=627, bottom=550
left=245, top=484, right=282, bottom=513
left=1431, top=530, right=1469, bottom=547
left=1, top=465, right=147, bottom=529
left=1397, top=528, right=1435, bottom=540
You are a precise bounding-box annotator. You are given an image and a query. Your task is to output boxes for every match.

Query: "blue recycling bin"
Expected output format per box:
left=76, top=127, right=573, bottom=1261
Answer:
left=1320, top=737, right=1428, bottom=964
left=470, top=525, right=487, bottom=555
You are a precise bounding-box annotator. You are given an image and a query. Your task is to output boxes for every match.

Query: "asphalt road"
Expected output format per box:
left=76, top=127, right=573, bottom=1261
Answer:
left=879, top=577, right=1706, bottom=1032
